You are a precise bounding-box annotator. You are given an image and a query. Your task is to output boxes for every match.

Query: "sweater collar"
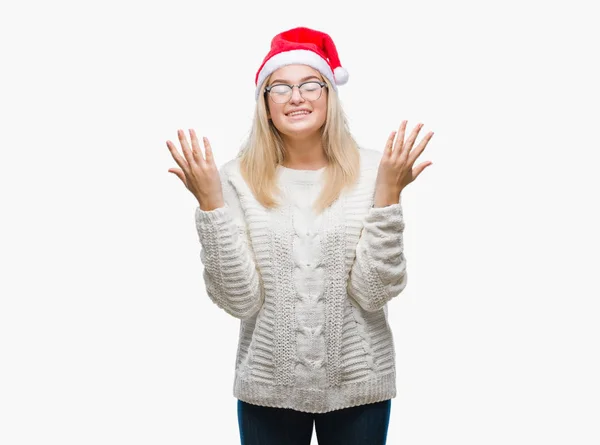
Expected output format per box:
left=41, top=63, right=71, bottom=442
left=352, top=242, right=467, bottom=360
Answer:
left=276, top=164, right=326, bottom=184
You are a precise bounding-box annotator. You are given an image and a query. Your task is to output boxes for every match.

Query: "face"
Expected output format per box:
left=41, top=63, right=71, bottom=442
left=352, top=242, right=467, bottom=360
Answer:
left=265, top=64, right=328, bottom=140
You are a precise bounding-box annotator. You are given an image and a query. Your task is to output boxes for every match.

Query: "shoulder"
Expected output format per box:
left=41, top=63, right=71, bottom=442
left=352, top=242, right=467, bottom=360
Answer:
left=343, top=147, right=382, bottom=196
left=358, top=147, right=383, bottom=174
left=217, top=157, right=253, bottom=199
left=218, top=158, right=248, bottom=192
left=358, top=147, right=384, bottom=171
left=218, top=157, right=242, bottom=179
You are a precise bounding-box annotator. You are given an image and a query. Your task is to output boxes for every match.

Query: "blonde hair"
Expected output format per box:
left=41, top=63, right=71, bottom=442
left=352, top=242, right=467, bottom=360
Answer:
left=238, top=75, right=361, bottom=214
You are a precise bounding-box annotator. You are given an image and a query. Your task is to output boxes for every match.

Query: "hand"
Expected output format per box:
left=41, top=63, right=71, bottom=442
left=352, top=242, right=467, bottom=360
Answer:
left=166, top=129, right=224, bottom=211
left=374, top=121, right=434, bottom=207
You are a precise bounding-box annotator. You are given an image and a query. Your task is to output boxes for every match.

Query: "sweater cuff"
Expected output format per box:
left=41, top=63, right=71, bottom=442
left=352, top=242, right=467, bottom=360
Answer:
left=195, top=204, right=229, bottom=225
left=366, top=203, right=404, bottom=227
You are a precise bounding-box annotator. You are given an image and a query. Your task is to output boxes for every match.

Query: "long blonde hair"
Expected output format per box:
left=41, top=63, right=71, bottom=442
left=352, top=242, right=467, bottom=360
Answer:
left=238, top=74, right=361, bottom=214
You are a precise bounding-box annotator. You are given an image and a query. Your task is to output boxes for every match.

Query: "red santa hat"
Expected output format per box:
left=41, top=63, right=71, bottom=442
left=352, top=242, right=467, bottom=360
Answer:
left=255, top=27, right=349, bottom=100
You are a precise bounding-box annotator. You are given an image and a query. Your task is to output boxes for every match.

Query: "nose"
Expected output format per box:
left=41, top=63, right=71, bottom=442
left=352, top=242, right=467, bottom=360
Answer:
left=289, top=85, right=305, bottom=104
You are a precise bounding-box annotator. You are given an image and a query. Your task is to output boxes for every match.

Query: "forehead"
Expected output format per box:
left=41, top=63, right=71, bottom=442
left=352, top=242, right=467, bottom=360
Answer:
left=269, top=64, right=323, bottom=82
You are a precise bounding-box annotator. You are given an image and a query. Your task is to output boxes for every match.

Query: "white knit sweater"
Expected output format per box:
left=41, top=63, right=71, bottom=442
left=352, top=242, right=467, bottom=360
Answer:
left=194, top=147, right=407, bottom=413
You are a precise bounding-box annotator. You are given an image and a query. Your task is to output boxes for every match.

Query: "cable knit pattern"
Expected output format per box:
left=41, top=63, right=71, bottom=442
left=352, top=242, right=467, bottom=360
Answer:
left=287, top=180, right=327, bottom=388
left=194, top=147, right=408, bottom=413
left=347, top=203, right=408, bottom=312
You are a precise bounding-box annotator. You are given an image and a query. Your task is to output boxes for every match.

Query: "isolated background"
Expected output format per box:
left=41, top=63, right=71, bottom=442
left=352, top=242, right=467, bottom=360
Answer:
left=1, top=0, right=599, bottom=444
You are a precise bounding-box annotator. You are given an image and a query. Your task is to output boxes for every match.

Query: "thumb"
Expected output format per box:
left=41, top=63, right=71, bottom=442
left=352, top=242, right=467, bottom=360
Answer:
left=168, top=168, right=188, bottom=187
left=412, top=162, right=432, bottom=181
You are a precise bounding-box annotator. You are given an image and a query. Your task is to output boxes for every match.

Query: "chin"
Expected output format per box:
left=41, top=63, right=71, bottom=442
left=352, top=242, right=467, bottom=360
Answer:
left=274, top=116, right=326, bottom=138
left=280, top=125, right=323, bottom=139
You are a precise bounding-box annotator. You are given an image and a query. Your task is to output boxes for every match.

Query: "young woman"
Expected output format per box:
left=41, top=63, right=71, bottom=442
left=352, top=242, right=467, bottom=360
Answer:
left=166, top=27, right=434, bottom=445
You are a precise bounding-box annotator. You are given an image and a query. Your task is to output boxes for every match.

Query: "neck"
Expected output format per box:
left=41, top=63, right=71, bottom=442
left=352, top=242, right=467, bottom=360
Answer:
left=281, top=133, right=327, bottom=170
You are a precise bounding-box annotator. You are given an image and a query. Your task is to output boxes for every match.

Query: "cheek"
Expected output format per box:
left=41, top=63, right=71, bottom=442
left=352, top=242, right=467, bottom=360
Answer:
left=268, top=103, right=284, bottom=121
left=315, top=95, right=328, bottom=114
left=269, top=108, right=287, bottom=132
left=315, top=102, right=328, bottom=124
left=270, top=112, right=285, bottom=127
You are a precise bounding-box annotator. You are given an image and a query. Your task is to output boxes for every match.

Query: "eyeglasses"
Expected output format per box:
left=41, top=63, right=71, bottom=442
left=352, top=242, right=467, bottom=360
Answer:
left=265, top=81, right=327, bottom=104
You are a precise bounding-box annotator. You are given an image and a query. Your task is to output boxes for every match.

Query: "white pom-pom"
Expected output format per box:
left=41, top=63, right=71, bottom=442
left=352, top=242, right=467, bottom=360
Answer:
left=334, top=66, right=349, bottom=85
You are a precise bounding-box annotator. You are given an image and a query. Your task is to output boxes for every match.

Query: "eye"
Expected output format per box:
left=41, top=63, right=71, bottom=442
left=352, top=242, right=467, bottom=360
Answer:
left=269, top=84, right=291, bottom=95
left=301, top=82, right=321, bottom=92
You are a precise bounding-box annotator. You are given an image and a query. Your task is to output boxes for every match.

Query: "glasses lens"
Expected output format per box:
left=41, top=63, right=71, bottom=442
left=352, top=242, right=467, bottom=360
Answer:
left=299, top=82, right=323, bottom=101
left=268, top=84, right=292, bottom=103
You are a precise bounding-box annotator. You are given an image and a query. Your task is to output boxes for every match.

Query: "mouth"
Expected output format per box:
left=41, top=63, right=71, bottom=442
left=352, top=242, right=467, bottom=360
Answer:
left=285, top=109, right=312, bottom=119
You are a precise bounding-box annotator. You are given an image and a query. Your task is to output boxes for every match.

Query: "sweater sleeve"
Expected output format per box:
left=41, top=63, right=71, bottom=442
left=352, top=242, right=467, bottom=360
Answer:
left=346, top=202, right=408, bottom=312
left=194, top=165, right=264, bottom=319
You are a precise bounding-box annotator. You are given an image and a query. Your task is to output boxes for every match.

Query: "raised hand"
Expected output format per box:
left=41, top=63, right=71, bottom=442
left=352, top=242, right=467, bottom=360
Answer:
left=166, top=129, right=225, bottom=211
left=374, top=121, right=434, bottom=207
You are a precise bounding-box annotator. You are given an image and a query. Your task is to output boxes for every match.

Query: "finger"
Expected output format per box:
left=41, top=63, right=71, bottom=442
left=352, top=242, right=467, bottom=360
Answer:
left=168, top=168, right=188, bottom=187
left=189, top=129, right=205, bottom=163
left=392, top=120, right=407, bottom=158
left=384, top=131, right=396, bottom=157
left=203, top=137, right=215, bottom=164
left=403, top=123, right=424, bottom=156
left=177, top=129, right=195, bottom=166
left=407, top=131, right=434, bottom=166
left=166, top=140, right=189, bottom=172
left=412, top=161, right=433, bottom=180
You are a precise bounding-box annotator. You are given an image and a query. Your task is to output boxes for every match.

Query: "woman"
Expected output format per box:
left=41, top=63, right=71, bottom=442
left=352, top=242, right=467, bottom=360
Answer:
left=166, top=27, right=434, bottom=445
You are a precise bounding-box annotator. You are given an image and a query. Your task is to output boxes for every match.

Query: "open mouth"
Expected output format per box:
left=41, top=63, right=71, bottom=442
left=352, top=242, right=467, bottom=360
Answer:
left=285, top=110, right=312, bottom=118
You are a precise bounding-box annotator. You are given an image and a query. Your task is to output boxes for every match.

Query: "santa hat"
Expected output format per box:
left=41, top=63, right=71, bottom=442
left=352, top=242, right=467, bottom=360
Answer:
left=255, top=27, right=349, bottom=100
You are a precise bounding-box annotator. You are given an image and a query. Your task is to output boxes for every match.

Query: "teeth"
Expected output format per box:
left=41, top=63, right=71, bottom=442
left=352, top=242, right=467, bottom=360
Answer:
left=288, top=110, right=310, bottom=116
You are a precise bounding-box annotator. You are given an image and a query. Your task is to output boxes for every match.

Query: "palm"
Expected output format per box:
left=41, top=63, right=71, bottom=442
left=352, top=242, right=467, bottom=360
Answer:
left=374, top=120, right=434, bottom=206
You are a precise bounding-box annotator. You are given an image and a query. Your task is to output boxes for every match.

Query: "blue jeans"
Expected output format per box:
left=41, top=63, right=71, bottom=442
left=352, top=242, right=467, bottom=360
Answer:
left=237, top=399, right=391, bottom=445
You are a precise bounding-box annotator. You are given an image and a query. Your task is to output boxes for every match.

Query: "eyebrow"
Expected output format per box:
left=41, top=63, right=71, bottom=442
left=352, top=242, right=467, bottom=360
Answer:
left=269, top=75, right=322, bottom=85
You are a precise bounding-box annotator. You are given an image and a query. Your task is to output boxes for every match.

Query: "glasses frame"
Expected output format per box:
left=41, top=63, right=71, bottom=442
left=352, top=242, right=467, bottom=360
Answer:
left=264, top=80, right=328, bottom=104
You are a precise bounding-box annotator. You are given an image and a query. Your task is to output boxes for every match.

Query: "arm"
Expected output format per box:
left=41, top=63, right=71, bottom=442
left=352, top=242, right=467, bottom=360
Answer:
left=346, top=202, right=408, bottom=312
left=194, top=165, right=264, bottom=319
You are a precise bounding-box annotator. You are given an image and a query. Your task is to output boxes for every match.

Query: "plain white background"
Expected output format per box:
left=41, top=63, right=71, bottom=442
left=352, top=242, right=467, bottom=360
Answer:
left=1, top=0, right=598, bottom=444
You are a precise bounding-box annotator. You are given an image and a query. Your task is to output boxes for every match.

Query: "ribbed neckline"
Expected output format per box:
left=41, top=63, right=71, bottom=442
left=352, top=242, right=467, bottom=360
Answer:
left=277, top=165, right=326, bottom=184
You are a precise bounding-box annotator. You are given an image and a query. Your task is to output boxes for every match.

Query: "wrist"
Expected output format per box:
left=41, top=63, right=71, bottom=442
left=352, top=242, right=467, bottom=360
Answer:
left=198, top=199, right=225, bottom=212
left=373, top=189, right=402, bottom=208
